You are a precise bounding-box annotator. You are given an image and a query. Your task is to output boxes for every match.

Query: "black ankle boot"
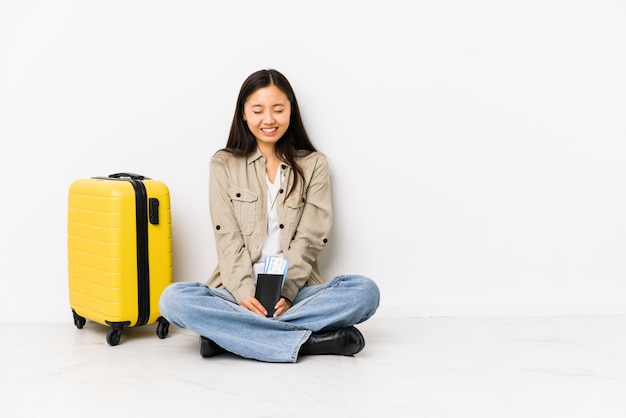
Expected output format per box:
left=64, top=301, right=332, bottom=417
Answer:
left=200, top=336, right=226, bottom=358
left=299, top=326, right=365, bottom=356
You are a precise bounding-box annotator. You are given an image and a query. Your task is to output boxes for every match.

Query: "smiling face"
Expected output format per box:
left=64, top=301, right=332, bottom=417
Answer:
left=243, top=84, right=291, bottom=150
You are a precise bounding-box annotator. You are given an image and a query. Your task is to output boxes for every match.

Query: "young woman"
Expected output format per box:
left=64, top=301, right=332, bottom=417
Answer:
left=159, top=69, right=380, bottom=363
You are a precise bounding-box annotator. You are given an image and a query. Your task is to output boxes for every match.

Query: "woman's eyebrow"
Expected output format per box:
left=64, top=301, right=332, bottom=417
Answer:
left=250, top=102, right=286, bottom=108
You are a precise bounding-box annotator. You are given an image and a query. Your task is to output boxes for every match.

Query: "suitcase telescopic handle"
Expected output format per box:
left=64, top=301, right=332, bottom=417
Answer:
left=109, top=173, right=146, bottom=180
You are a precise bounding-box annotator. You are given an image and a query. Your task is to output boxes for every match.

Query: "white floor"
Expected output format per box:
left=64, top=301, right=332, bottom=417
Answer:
left=3, top=315, right=626, bottom=418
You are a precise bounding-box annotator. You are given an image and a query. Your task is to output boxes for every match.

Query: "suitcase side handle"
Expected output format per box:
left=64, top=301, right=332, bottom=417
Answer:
left=149, top=198, right=160, bottom=225
left=109, top=173, right=146, bottom=180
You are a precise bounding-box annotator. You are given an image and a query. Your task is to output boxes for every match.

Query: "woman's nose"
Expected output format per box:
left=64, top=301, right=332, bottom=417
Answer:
left=263, top=111, right=275, bottom=123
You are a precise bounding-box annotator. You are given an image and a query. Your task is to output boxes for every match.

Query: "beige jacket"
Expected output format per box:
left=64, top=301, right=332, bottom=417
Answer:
left=206, top=148, right=333, bottom=303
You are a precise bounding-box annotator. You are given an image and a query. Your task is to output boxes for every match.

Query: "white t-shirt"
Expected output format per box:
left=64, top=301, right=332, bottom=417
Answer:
left=252, top=165, right=284, bottom=282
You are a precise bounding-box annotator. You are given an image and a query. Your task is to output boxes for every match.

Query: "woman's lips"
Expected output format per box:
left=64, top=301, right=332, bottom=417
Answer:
left=261, top=127, right=278, bottom=136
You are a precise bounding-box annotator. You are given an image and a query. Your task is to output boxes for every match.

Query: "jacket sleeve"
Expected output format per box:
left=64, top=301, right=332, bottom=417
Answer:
left=280, top=154, right=333, bottom=302
left=208, top=152, right=256, bottom=303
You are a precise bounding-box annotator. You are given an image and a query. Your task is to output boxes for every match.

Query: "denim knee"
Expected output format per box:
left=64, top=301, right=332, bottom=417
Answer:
left=158, top=282, right=187, bottom=317
left=355, top=275, right=381, bottom=315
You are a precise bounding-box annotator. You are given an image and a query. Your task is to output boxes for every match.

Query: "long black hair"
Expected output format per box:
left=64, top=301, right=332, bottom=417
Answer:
left=223, top=69, right=317, bottom=198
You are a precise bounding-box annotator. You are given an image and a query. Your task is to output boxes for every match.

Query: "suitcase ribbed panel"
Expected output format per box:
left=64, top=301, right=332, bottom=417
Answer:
left=68, top=177, right=172, bottom=328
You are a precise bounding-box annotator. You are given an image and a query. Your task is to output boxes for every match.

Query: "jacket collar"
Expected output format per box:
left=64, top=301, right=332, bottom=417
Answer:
left=246, top=148, right=264, bottom=165
left=246, top=148, right=292, bottom=169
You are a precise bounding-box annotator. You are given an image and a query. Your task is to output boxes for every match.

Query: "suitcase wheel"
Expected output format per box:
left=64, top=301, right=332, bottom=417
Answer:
left=72, top=310, right=86, bottom=329
left=156, top=316, right=170, bottom=339
left=106, top=328, right=123, bottom=346
left=105, top=321, right=130, bottom=346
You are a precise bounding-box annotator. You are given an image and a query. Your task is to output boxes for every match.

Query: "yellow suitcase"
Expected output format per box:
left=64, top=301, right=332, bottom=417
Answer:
left=68, top=173, right=173, bottom=345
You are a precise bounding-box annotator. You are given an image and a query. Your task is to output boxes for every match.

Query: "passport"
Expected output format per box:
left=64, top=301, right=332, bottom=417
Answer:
left=255, top=274, right=283, bottom=317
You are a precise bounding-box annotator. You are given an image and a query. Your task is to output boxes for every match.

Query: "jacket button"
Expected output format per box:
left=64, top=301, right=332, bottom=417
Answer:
left=216, top=225, right=221, bottom=230
left=279, top=189, right=284, bottom=194
left=323, top=238, right=328, bottom=243
left=279, top=224, right=284, bottom=229
left=301, top=198, right=306, bottom=203
left=281, top=164, right=287, bottom=169
left=236, top=193, right=241, bottom=197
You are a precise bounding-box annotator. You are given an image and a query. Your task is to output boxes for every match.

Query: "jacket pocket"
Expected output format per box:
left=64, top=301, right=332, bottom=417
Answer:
left=284, top=195, right=305, bottom=234
left=230, top=186, right=258, bottom=235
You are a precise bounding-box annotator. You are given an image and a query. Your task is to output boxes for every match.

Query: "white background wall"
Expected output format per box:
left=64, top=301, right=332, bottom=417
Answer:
left=1, top=0, right=625, bottom=323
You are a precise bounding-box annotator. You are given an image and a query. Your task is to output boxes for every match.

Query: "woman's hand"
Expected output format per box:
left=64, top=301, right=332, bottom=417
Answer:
left=273, top=297, right=292, bottom=317
left=240, top=296, right=292, bottom=317
left=240, top=295, right=269, bottom=317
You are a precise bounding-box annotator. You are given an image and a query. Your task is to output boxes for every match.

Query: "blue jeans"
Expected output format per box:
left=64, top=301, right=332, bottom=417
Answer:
left=158, top=275, right=380, bottom=363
